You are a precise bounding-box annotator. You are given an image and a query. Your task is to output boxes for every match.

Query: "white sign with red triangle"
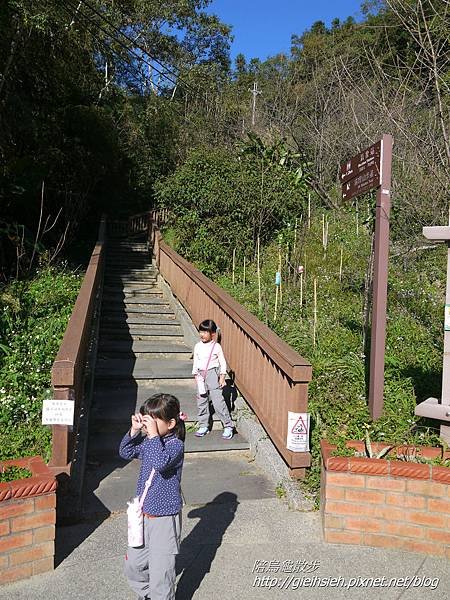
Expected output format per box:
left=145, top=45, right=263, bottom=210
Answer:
left=286, top=411, right=310, bottom=452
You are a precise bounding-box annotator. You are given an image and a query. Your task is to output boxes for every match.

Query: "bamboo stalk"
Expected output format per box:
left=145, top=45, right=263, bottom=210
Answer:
left=232, top=247, right=236, bottom=285
left=293, top=217, right=298, bottom=254
left=257, top=237, right=261, bottom=309
left=274, top=284, right=279, bottom=321
left=356, top=200, right=359, bottom=236
left=339, top=246, right=343, bottom=282
left=313, top=277, right=317, bottom=348
left=300, top=272, right=303, bottom=307
left=243, top=256, right=246, bottom=288
left=308, top=193, right=311, bottom=229
left=278, top=247, right=283, bottom=304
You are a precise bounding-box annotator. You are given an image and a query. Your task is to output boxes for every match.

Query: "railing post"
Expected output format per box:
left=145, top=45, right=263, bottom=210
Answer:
left=285, top=381, right=310, bottom=479
left=48, top=385, right=74, bottom=473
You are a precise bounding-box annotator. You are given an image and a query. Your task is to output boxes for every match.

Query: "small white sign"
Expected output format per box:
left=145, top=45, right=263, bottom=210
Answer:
left=445, top=304, right=450, bottom=331
left=286, top=411, right=310, bottom=452
left=42, top=400, right=74, bottom=426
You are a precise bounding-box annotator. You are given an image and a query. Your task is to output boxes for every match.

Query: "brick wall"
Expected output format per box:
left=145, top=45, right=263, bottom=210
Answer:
left=320, top=440, right=450, bottom=559
left=0, top=457, right=57, bottom=585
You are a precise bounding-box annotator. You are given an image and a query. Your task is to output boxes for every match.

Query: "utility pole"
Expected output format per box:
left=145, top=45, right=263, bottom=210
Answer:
left=249, top=81, right=261, bottom=127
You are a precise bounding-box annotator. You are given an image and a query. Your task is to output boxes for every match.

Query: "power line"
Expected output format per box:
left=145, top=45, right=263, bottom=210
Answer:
left=60, top=3, right=198, bottom=126
left=65, top=0, right=179, bottom=91
left=74, top=0, right=202, bottom=99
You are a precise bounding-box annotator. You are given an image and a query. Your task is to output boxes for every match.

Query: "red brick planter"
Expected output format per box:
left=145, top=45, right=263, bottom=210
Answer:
left=0, top=456, right=57, bottom=585
left=321, top=440, right=450, bottom=559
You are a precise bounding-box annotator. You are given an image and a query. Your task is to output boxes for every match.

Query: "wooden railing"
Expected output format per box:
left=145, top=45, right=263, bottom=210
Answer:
left=49, top=217, right=106, bottom=473
left=153, top=226, right=312, bottom=477
left=108, top=209, right=169, bottom=241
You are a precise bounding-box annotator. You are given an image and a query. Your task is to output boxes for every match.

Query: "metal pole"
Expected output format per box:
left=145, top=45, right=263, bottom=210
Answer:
left=440, top=239, right=450, bottom=441
left=368, top=134, right=393, bottom=419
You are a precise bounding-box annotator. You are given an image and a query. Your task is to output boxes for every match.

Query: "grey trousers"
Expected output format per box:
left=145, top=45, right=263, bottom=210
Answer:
left=125, top=512, right=181, bottom=600
left=197, top=367, right=233, bottom=428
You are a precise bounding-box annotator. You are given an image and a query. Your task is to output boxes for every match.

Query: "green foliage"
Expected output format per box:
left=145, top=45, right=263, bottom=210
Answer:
left=0, top=465, right=32, bottom=483
left=155, top=140, right=309, bottom=276
left=0, top=0, right=232, bottom=277
left=0, top=265, right=81, bottom=460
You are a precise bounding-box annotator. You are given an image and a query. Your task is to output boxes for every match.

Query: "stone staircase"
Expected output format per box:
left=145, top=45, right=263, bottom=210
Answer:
left=83, top=236, right=248, bottom=516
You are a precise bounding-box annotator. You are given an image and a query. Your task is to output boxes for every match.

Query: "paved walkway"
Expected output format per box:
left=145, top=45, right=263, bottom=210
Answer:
left=1, top=238, right=450, bottom=598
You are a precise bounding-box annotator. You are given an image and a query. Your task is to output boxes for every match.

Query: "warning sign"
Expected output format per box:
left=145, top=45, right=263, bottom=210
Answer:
left=291, top=415, right=307, bottom=434
left=287, top=411, right=310, bottom=452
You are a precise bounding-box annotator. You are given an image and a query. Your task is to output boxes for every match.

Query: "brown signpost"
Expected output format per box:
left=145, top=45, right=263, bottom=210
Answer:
left=341, top=135, right=393, bottom=420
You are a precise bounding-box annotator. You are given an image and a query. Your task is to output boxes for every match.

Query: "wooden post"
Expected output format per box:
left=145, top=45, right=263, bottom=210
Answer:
left=368, top=135, right=393, bottom=420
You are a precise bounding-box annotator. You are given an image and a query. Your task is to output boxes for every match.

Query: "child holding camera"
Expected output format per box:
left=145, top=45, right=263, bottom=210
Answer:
left=192, top=319, right=234, bottom=439
left=119, top=393, right=186, bottom=600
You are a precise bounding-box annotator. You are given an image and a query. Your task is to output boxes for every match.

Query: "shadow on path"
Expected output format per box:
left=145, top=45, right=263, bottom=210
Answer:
left=176, top=492, right=238, bottom=599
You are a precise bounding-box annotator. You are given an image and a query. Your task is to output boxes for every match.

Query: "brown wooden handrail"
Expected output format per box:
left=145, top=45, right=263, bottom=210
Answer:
left=49, top=217, right=106, bottom=473
left=153, top=225, right=312, bottom=477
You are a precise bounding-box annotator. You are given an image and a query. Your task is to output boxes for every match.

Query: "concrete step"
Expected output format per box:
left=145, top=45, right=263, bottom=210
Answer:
left=106, top=258, right=150, bottom=264
left=185, top=430, right=249, bottom=452
left=103, top=286, right=162, bottom=296
left=106, top=268, right=154, bottom=274
left=102, top=306, right=173, bottom=316
left=103, top=282, right=159, bottom=290
left=101, top=315, right=176, bottom=325
left=97, top=351, right=192, bottom=360
left=91, top=379, right=197, bottom=409
left=102, top=297, right=168, bottom=306
left=95, top=358, right=193, bottom=380
left=105, top=277, right=158, bottom=284
left=99, top=328, right=184, bottom=340
left=98, top=340, right=190, bottom=354
left=108, top=243, right=148, bottom=247
left=87, top=428, right=248, bottom=460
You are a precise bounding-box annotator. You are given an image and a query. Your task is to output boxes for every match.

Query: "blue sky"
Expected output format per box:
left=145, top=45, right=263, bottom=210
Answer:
left=206, top=0, right=364, bottom=62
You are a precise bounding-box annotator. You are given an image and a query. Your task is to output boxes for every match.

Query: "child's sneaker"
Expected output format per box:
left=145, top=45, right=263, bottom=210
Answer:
left=222, top=427, right=234, bottom=440
left=195, top=426, right=209, bottom=437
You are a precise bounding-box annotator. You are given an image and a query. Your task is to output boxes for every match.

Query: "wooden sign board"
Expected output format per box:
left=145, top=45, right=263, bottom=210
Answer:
left=342, top=166, right=380, bottom=200
left=341, top=140, right=381, bottom=183
left=341, top=140, right=382, bottom=200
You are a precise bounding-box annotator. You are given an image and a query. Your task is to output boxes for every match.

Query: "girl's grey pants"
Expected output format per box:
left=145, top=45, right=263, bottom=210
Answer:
left=125, top=512, right=181, bottom=600
left=197, top=367, right=233, bottom=428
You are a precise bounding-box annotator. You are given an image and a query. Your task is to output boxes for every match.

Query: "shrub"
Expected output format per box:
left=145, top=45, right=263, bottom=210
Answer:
left=0, top=265, right=81, bottom=460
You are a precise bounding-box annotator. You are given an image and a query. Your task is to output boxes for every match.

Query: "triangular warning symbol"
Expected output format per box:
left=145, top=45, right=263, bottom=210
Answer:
left=291, top=415, right=307, bottom=434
